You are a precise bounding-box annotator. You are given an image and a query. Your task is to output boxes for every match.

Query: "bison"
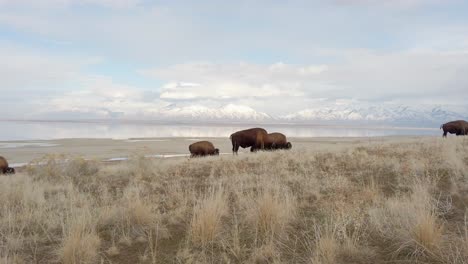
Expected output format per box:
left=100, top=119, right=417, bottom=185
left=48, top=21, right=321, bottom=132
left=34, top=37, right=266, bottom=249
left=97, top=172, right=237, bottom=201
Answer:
left=0, top=156, right=15, bottom=174
left=265, top=132, right=292, bottom=150
left=189, top=141, right=220, bottom=157
left=230, top=128, right=268, bottom=154
left=440, top=120, right=468, bottom=137
left=252, top=132, right=292, bottom=151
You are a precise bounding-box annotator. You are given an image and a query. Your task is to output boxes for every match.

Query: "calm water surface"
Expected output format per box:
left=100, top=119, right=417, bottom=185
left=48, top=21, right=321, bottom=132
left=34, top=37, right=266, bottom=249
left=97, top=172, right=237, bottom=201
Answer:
left=0, top=121, right=439, bottom=141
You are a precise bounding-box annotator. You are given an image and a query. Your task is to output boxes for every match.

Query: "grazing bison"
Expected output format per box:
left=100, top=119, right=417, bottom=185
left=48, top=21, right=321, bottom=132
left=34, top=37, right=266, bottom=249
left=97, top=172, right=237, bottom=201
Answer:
left=189, top=141, right=219, bottom=157
left=230, top=128, right=268, bottom=154
left=0, top=156, right=15, bottom=174
left=440, top=120, right=468, bottom=137
left=261, top=132, right=292, bottom=151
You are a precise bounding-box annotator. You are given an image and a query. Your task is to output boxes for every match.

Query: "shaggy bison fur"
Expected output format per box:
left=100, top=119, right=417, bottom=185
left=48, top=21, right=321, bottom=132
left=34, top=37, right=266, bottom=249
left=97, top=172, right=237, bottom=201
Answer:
left=189, top=141, right=219, bottom=157
left=0, top=156, right=15, bottom=174
left=251, top=132, right=292, bottom=151
left=230, top=128, right=268, bottom=154
left=441, top=120, right=468, bottom=137
left=264, top=132, right=292, bottom=150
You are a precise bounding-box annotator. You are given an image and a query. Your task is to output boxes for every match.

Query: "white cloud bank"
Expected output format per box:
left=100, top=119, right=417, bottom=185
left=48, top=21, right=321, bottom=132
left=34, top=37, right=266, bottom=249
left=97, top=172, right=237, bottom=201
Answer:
left=0, top=0, right=141, bottom=9
left=141, top=62, right=326, bottom=100
left=140, top=48, right=468, bottom=107
left=1, top=0, right=467, bottom=122
left=3, top=46, right=467, bottom=120
left=0, top=44, right=99, bottom=92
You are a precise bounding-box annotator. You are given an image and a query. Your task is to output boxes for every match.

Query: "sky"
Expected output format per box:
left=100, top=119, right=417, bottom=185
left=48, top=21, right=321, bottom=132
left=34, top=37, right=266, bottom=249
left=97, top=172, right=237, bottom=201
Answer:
left=1, top=0, right=468, bottom=119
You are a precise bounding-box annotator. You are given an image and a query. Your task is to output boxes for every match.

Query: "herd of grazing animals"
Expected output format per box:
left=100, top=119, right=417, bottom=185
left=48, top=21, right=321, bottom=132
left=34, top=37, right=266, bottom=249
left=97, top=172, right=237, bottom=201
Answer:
left=189, top=128, right=292, bottom=157
left=1, top=121, right=467, bottom=174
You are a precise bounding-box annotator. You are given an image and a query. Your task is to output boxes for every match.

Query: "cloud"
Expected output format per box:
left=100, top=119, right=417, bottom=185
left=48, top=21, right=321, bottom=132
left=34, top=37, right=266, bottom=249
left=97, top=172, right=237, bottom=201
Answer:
left=141, top=62, right=326, bottom=100
left=323, top=49, right=468, bottom=102
left=140, top=49, right=468, bottom=107
left=2, top=45, right=467, bottom=119
left=333, top=0, right=445, bottom=8
left=0, top=0, right=141, bottom=9
left=0, top=44, right=100, bottom=92
left=1, top=0, right=468, bottom=120
left=37, top=76, right=165, bottom=119
left=1, top=0, right=467, bottom=65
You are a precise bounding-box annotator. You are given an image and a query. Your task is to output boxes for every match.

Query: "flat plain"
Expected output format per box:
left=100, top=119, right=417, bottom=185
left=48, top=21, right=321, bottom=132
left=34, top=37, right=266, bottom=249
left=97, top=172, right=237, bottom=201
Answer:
left=1, top=136, right=468, bottom=264
left=2, top=136, right=429, bottom=164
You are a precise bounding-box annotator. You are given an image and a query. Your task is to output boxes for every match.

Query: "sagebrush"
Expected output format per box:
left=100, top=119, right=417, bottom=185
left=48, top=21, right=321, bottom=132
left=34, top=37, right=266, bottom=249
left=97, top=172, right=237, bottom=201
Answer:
left=1, top=137, right=468, bottom=263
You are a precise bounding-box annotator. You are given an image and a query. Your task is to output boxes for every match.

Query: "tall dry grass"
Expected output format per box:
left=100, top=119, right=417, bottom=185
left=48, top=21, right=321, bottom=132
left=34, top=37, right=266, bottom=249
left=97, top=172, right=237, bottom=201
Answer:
left=0, top=137, right=467, bottom=263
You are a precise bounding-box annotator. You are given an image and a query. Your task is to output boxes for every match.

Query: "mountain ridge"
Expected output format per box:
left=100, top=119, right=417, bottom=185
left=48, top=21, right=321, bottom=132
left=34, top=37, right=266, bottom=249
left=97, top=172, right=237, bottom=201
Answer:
left=34, top=103, right=468, bottom=127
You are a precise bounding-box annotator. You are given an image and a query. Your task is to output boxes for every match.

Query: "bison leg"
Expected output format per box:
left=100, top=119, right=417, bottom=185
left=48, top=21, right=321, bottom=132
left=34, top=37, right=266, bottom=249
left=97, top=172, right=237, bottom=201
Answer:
left=271, top=142, right=276, bottom=150
left=232, top=141, right=239, bottom=155
left=443, top=130, right=447, bottom=138
left=251, top=146, right=261, bottom=152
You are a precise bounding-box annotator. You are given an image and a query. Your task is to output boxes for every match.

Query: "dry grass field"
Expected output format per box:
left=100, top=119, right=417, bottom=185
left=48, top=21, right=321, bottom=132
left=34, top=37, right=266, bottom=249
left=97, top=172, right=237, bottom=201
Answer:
left=1, top=137, right=468, bottom=264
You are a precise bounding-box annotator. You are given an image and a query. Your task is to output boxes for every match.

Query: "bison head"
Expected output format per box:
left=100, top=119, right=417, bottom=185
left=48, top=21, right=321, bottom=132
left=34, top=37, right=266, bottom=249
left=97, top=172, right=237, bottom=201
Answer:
left=4, top=167, right=15, bottom=174
left=214, top=149, right=220, bottom=155
left=286, top=142, right=292, bottom=149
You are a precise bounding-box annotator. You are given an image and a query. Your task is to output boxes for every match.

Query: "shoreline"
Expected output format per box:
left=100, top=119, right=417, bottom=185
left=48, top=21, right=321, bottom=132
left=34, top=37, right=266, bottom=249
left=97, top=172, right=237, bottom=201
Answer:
left=0, top=135, right=440, bottom=166
left=1, top=119, right=440, bottom=130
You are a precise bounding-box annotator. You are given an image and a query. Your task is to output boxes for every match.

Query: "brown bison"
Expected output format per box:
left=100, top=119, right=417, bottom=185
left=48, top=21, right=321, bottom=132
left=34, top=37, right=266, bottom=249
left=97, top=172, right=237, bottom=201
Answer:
left=253, top=132, right=292, bottom=151
left=189, top=141, right=219, bottom=157
left=0, top=156, right=15, bottom=174
left=230, top=128, right=268, bottom=154
left=440, top=120, right=468, bottom=137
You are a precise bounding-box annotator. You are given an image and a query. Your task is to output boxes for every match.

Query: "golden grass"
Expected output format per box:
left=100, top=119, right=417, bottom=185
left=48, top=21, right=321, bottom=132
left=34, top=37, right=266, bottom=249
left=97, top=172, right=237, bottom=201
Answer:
left=60, top=227, right=100, bottom=264
left=310, top=222, right=338, bottom=264
left=1, top=137, right=468, bottom=263
left=189, top=187, right=227, bottom=248
left=245, top=184, right=297, bottom=243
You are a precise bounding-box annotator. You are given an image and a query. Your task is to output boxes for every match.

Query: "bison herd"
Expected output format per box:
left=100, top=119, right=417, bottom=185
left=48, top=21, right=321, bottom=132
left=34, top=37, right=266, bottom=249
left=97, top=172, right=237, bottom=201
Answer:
left=189, top=127, right=292, bottom=157
left=1, top=121, right=467, bottom=174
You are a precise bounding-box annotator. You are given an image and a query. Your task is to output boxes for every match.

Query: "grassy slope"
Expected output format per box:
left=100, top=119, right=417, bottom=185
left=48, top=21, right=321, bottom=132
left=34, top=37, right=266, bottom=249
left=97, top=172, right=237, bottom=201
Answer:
left=1, top=137, right=468, bottom=264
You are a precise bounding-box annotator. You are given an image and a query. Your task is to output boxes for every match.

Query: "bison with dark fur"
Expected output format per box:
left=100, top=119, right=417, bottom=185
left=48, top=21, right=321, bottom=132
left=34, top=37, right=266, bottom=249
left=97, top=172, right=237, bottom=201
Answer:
left=0, top=156, right=15, bottom=174
left=440, top=120, right=468, bottom=137
left=189, top=141, right=219, bottom=157
left=261, top=132, right=292, bottom=151
left=230, top=128, right=268, bottom=154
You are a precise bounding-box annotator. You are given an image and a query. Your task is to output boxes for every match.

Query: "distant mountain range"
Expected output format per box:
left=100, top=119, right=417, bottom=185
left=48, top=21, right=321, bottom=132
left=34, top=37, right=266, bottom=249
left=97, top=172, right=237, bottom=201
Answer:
left=30, top=103, right=467, bottom=127
left=280, top=104, right=468, bottom=126
left=129, top=103, right=467, bottom=127
left=152, top=104, right=272, bottom=122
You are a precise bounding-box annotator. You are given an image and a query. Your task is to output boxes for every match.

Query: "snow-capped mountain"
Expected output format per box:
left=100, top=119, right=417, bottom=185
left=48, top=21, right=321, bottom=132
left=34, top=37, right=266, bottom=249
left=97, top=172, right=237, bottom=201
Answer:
left=44, top=102, right=467, bottom=127
left=135, top=103, right=467, bottom=125
left=281, top=104, right=468, bottom=126
left=151, top=104, right=272, bottom=122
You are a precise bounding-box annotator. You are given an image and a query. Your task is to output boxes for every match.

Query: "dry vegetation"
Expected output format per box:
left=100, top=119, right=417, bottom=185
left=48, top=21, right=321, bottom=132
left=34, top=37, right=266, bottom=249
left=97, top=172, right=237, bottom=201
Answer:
left=1, top=137, right=468, bottom=263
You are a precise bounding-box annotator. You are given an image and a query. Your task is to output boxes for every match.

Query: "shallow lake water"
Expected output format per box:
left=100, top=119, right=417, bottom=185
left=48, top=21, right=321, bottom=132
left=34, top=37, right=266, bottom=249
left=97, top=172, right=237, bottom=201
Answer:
left=0, top=120, right=439, bottom=141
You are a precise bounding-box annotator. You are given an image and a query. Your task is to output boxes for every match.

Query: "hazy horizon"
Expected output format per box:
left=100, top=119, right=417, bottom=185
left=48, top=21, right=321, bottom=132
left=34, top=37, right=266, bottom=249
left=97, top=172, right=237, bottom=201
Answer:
left=0, top=120, right=439, bottom=141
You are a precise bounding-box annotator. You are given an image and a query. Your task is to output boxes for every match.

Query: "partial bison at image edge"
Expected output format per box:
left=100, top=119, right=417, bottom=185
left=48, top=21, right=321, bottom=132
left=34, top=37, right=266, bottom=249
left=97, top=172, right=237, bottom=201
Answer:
left=440, top=120, right=468, bottom=137
left=0, top=156, right=15, bottom=175
left=189, top=141, right=220, bottom=157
